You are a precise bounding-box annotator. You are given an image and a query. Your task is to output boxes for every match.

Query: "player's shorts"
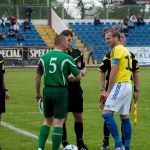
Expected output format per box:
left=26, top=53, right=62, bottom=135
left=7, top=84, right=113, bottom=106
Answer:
left=43, top=86, right=68, bottom=119
left=104, top=82, right=132, bottom=115
left=0, top=92, right=5, bottom=113
left=68, top=85, right=83, bottom=113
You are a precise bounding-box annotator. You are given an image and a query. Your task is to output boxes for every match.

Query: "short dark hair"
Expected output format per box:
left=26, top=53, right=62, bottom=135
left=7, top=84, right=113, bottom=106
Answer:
left=54, top=34, right=66, bottom=46
left=61, top=30, right=73, bottom=37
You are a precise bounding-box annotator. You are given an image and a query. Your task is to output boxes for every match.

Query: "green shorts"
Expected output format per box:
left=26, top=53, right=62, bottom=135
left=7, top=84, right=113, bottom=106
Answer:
left=43, top=86, right=68, bottom=119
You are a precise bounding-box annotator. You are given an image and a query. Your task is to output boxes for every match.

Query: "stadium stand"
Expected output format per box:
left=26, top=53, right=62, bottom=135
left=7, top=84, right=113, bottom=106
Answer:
left=68, top=21, right=150, bottom=61
left=0, top=22, right=48, bottom=48
left=35, top=25, right=56, bottom=48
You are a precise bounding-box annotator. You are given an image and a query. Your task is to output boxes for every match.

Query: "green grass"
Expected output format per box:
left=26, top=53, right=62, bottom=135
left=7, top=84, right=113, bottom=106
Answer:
left=0, top=67, right=150, bottom=150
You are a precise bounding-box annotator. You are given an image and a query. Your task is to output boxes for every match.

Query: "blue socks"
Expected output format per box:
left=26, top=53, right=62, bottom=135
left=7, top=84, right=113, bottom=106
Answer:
left=102, top=114, right=122, bottom=148
left=122, top=118, right=132, bottom=150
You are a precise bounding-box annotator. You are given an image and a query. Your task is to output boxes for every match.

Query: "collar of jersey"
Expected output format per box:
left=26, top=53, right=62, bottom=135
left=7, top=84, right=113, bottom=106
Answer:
left=53, top=49, right=63, bottom=52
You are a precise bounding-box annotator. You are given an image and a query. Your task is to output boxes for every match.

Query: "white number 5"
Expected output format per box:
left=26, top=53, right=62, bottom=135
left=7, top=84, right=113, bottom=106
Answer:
left=49, top=57, right=57, bottom=73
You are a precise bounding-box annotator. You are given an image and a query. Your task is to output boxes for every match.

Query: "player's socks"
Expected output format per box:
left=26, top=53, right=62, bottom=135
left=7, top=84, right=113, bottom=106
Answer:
left=62, top=123, right=69, bottom=147
left=74, top=122, right=83, bottom=145
left=52, top=127, right=63, bottom=150
left=122, top=118, right=132, bottom=150
left=121, top=122, right=125, bottom=145
left=102, top=114, right=122, bottom=148
left=38, top=125, right=50, bottom=150
left=103, top=121, right=110, bottom=143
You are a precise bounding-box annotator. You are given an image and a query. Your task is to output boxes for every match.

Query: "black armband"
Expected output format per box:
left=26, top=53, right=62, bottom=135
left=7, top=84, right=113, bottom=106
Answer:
left=4, top=89, right=8, bottom=92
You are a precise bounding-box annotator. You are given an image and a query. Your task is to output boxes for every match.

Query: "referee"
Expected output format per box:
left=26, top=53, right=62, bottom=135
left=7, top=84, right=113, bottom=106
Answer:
left=61, top=30, right=88, bottom=150
left=0, top=54, right=9, bottom=123
left=0, top=54, right=10, bottom=150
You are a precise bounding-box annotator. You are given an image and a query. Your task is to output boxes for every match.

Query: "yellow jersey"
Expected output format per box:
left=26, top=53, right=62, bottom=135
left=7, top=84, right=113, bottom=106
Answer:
left=111, top=45, right=132, bottom=83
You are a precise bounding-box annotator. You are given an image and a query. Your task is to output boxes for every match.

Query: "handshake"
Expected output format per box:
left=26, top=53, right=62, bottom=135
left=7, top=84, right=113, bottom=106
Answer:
left=68, top=68, right=87, bottom=82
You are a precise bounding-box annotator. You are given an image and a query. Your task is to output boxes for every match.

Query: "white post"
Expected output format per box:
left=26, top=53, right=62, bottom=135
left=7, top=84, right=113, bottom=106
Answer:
left=47, top=0, right=49, bottom=6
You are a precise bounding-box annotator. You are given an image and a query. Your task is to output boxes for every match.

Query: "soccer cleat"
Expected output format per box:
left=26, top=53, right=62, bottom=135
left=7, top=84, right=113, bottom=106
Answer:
left=101, top=143, right=109, bottom=150
left=78, top=143, right=89, bottom=150
left=62, top=140, right=70, bottom=148
left=114, top=147, right=124, bottom=150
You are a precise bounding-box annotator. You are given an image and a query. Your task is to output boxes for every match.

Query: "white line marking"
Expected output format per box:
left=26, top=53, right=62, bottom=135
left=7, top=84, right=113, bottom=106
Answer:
left=6, top=107, right=150, bottom=115
left=1, top=121, right=52, bottom=144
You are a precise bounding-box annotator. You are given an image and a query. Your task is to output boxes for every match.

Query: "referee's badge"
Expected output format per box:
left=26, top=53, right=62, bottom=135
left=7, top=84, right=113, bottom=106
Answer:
left=77, top=61, right=81, bottom=68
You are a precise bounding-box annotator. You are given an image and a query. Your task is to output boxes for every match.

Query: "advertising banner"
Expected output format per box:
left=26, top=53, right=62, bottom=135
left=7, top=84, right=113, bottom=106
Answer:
left=127, top=47, right=150, bottom=66
left=0, top=48, right=23, bottom=59
left=28, top=48, right=51, bottom=59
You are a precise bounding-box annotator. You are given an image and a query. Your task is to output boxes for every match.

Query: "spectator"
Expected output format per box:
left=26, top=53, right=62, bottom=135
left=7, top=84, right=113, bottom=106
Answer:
left=87, top=44, right=95, bottom=65
left=137, top=15, right=145, bottom=26
left=23, top=18, right=31, bottom=32
left=129, top=15, right=137, bottom=24
left=16, top=31, right=24, bottom=46
left=128, top=19, right=135, bottom=29
left=25, top=5, right=32, bottom=22
left=8, top=27, right=16, bottom=37
left=9, top=16, right=17, bottom=28
left=0, top=32, right=6, bottom=40
left=94, top=16, right=101, bottom=26
left=1, top=14, right=8, bottom=29
left=122, top=18, right=129, bottom=35
left=13, top=21, right=20, bottom=33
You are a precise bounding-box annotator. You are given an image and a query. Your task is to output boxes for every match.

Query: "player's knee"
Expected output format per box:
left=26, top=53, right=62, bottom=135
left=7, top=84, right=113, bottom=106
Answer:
left=43, top=118, right=53, bottom=127
left=73, top=113, right=82, bottom=122
left=120, top=115, right=129, bottom=119
left=53, top=118, right=65, bottom=127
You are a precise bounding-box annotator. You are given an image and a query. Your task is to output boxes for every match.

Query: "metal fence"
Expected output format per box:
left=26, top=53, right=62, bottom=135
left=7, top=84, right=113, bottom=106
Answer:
left=0, top=5, right=49, bottom=19
left=0, top=4, right=150, bottom=20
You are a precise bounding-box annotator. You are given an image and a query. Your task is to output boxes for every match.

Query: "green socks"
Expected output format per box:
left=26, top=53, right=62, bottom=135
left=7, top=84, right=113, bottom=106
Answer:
left=38, top=125, right=50, bottom=150
left=52, top=127, right=63, bottom=150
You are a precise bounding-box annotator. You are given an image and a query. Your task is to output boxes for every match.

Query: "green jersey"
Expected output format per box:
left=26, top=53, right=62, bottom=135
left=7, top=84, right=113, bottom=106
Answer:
left=36, top=49, right=80, bottom=87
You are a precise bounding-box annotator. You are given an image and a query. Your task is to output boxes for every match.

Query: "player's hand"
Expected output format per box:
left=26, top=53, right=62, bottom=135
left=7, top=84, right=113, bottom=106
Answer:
left=36, top=94, right=42, bottom=102
left=104, top=91, right=110, bottom=99
left=5, top=91, right=10, bottom=100
left=99, top=91, right=106, bottom=103
left=68, top=74, right=76, bottom=82
left=133, top=91, right=139, bottom=103
left=80, top=67, right=87, bottom=77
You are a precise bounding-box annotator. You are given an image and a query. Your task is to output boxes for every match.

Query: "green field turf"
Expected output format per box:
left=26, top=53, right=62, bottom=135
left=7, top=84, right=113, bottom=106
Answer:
left=0, top=67, right=150, bottom=150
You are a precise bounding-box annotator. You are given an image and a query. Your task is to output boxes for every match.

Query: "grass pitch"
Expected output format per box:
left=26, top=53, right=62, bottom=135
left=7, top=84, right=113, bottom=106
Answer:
left=0, top=67, right=150, bottom=150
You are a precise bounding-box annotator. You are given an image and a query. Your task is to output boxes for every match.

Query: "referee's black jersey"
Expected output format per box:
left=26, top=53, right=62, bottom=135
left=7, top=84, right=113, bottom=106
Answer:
left=0, top=54, right=5, bottom=91
left=98, top=52, right=111, bottom=82
left=68, top=48, right=85, bottom=86
left=98, top=51, right=139, bottom=82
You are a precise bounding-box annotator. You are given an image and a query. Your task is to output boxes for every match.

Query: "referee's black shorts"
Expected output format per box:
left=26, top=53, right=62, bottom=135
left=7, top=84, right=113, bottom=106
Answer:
left=0, top=92, right=5, bottom=114
left=68, top=85, right=83, bottom=113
